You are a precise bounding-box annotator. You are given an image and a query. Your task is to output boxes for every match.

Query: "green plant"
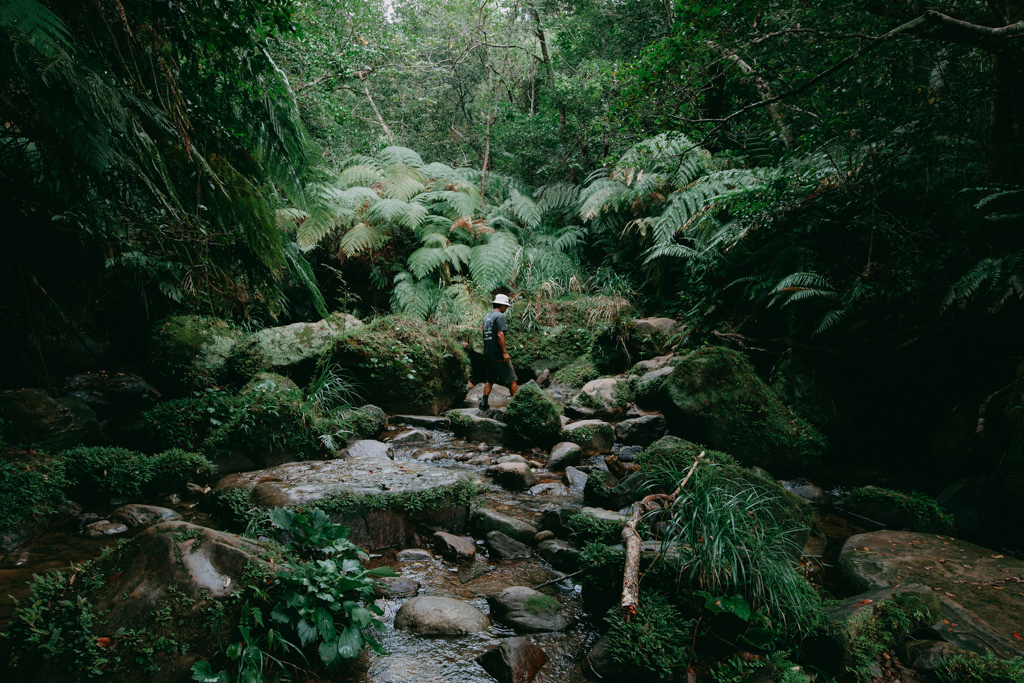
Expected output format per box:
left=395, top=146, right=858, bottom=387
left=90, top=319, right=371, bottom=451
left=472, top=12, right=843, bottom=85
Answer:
left=306, top=364, right=363, bottom=416
left=503, top=381, right=563, bottom=447
left=146, top=449, right=216, bottom=494
left=841, top=591, right=938, bottom=678
left=935, top=652, right=1024, bottom=683
left=60, top=446, right=154, bottom=499
left=845, top=486, right=955, bottom=534
left=603, top=591, right=695, bottom=678
left=565, top=512, right=624, bottom=546
left=266, top=507, right=366, bottom=561
left=0, top=455, right=68, bottom=531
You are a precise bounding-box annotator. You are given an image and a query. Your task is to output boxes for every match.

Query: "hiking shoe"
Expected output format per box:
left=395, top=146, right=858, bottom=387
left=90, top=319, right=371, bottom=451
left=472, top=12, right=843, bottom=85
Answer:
left=478, top=398, right=489, bottom=410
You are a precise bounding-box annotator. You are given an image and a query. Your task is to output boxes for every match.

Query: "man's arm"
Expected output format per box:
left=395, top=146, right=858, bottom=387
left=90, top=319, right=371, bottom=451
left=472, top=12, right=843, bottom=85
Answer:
left=497, top=330, right=511, bottom=363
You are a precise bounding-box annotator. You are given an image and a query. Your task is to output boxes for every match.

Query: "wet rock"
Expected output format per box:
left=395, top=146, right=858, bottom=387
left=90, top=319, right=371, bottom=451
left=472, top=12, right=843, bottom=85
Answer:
left=471, top=508, right=538, bottom=545
left=533, top=530, right=555, bottom=543
left=583, top=470, right=635, bottom=510
left=82, top=520, right=129, bottom=537
left=566, top=377, right=632, bottom=421
left=579, top=506, right=629, bottom=525
left=391, top=414, right=451, bottom=430
left=840, top=529, right=1024, bottom=658
left=536, top=539, right=580, bottom=572
left=632, top=366, right=675, bottom=408
left=467, top=455, right=493, bottom=466
left=110, top=505, right=182, bottom=528
left=477, top=636, right=548, bottom=683
left=487, top=586, right=570, bottom=632
left=148, top=315, right=241, bottom=393
left=504, top=381, right=563, bottom=447
left=433, top=531, right=476, bottom=563
left=628, top=353, right=675, bottom=376
left=393, top=595, right=490, bottom=634
left=616, top=445, right=643, bottom=463
left=898, top=639, right=973, bottom=676
left=529, top=483, right=569, bottom=496
left=614, top=414, right=666, bottom=447
left=783, top=480, right=828, bottom=505
left=486, top=531, right=532, bottom=560
left=373, top=575, right=420, bottom=599
left=536, top=369, right=552, bottom=387
left=497, top=454, right=530, bottom=464
left=342, top=439, right=394, bottom=459
left=0, top=388, right=100, bottom=451
left=487, top=461, right=538, bottom=491
left=396, top=548, right=433, bottom=562
left=562, top=466, right=589, bottom=491
left=561, top=419, right=614, bottom=456
left=538, top=508, right=574, bottom=538
left=388, top=428, right=431, bottom=445
left=547, top=442, right=582, bottom=471
left=448, top=408, right=508, bottom=446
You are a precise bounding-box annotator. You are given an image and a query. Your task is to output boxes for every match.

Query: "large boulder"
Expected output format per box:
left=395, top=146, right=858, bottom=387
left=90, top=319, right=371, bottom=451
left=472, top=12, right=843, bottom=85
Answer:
left=147, top=315, right=241, bottom=393
left=503, top=381, right=562, bottom=447
left=561, top=419, right=614, bottom=456
left=565, top=376, right=632, bottom=420
left=393, top=595, right=490, bottom=634
left=591, top=318, right=674, bottom=375
left=323, top=316, right=469, bottom=415
left=840, top=529, right=1024, bottom=659
left=0, top=388, right=99, bottom=450
left=476, top=637, right=548, bottom=683
left=226, top=313, right=362, bottom=385
left=214, top=457, right=474, bottom=550
left=658, top=346, right=826, bottom=471
left=486, top=586, right=570, bottom=632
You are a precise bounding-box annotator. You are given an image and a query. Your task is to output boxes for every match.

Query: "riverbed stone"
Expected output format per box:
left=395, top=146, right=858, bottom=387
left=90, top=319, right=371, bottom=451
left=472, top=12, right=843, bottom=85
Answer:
left=387, top=428, right=431, bottom=445
left=396, top=548, right=433, bottom=562
left=632, top=366, right=675, bottom=408
left=529, top=482, right=569, bottom=496
left=487, top=461, right=538, bottom=491
left=214, top=457, right=472, bottom=549
left=487, top=531, right=532, bottom=560
left=561, top=419, right=614, bottom=456
left=536, top=539, right=581, bottom=572
left=566, top=377, right=632, bottom=421
left=110, top=504, right=182, bottom=528
left=504, top=381, right=563, bottom=447
left=471, top=508, right=538, bottom=545
left=839, top=529, right=1024, bottom=658
left=614, top=414, right=666, bottom=447
left=393, top=595, right=490, bottom=634
left=562, top=466, right=589, bottom=491
left=82, top=520, right=129, bottom=537
left=433, top=530, right=476, bottom=563
left=448, top=408, right=508, bottom=446
left=391, top=414, right=451, bottom=430
left=476, top=636, right=548, bottom=683
left=547, top=442, right=582, bottom=471
left=342, top=439, right=394, bottom=459
left=374, top=575, right=421, bottom=599
left=487, top=586, right=570, bottom=632
left=579, top=506, right=629, bottom=525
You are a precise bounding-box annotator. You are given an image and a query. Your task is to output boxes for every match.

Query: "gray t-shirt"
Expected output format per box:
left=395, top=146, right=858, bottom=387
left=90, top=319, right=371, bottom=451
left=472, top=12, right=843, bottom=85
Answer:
left=482, top=309, right=508, bottom=359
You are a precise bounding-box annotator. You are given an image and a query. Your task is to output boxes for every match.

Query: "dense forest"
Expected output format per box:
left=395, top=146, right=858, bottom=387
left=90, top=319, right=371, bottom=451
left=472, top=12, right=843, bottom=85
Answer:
left=1, top=0, right=1023, bottom=681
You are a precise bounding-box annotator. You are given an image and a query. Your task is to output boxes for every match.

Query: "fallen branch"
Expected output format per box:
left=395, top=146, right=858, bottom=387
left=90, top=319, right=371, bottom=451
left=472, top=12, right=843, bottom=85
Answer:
left=620, top=451, right=705, bottom=620
left=533, top=568, right=588, bottom=590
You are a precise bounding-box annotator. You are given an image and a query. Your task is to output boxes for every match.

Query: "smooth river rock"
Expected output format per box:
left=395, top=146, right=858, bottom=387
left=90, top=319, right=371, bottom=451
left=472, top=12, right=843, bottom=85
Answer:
left=393, top=595, right=490, bottom=634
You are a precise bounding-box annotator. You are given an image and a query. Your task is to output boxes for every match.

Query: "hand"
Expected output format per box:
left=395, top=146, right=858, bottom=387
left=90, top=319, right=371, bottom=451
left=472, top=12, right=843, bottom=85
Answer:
left=502, top=352, right=510, bottom=363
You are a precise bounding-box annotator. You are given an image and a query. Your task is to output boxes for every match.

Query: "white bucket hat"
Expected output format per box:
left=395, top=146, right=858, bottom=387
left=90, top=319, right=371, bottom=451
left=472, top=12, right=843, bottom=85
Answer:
left=492, top=293, right=511, bottom=307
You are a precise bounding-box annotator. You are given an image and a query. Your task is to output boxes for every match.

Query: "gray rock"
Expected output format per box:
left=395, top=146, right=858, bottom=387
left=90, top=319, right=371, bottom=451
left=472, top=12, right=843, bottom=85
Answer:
left=533, top=530, right=555, bottom=543
left=579, top=506, right=629, bottom=524
left=433, top=531, right=477, bottom=563
left=110, top=505, right=182, bottom=528
left=486, top=531, right=532, bottom=560
left=898, top=639, right=972, bottom=675
left=633, top=318, right=678, bottom=337
left=547, top=442, right=582, bottom=471
left=236, top=315, right=360, bottom=381
left=536, top=539, right=581, bottom=572
left=391, top=414, right=451, bottom=430
left=629, top=353, right=675, bottom=376
left=396, top=548, right=433, bottom=562
left=561, top=419, right=614, bottom=456
left=471, top=508, right=538, bottom=545
left=562, top=466, right=589, bottom=491
left=487, top=586, right=570, bottom=632
left=449, top=408, right=508, bottom=446
left=373, top=575, right=421, bottom=599
left=632, top=366, right=675, bottom=408
left=782, top=481, right=828, bottom=505
left=82, top=520, right=129, bottom=537
left=487, top=461, right=538, bottom=491
left=566, top=377, right=631, bottom=421
left=529, top=483, right=569, bottom=496
left=0, top=388, right=100, bottom=451
left=393, top=595, right=490, bottom=634
left=342, top=439, right=394, bottom=459
left=388, top=428, right=431, bottom=445
left=476, top=636, right=548, bottom=683
left=614, top=414, right=666, bottom=447
left=497, top=454, right=530, bottom=464
left=466, top=383, right=511, bottom=409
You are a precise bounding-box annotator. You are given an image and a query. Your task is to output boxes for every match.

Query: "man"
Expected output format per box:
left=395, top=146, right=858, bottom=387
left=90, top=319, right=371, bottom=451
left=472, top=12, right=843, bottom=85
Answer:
left=480, top=293, right=517, bottom=410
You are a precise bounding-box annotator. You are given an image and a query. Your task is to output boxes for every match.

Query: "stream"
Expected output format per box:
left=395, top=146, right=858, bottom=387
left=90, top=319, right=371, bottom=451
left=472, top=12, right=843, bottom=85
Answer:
left=0, top=416, right=870, bottom=682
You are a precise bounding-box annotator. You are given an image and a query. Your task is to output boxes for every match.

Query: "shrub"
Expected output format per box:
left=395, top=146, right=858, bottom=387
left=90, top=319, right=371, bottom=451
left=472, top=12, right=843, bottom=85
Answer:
left=552, top=353, right=600, bottom=387
left=839, top=591, right=938, bottom=678
left=603, top=591, right=694, bottom=678
left=60, top=446, right=154, bottom=499
left=146, top=449, right=216, bottom=494
left=935, top=653, right=1024, bottom=683
left=0, top=455, right=68, bottom=532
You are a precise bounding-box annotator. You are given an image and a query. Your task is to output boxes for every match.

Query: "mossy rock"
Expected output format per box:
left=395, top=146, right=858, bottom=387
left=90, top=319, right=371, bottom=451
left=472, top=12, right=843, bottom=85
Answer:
left=660, top=346, right=827, bottom=471
left=504, top=319, right=596, bottom=377
left=504, top=381, right=562, bottom=447
left=551, top=354, right=600, bottom=388
left=0, top=388, right=99, bottom=451
left=147, top=315, right=241, bottom=394
left=141, top=388, right=243, bottom=453
left=324, top=316, right=469, bottom=415
left=591, top=319, right=672, bottom=375
left=842, top=486, right=955, bottom=534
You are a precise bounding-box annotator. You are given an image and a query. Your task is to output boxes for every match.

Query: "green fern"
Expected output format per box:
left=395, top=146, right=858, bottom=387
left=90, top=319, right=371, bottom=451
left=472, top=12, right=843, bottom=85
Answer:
left=469, top=231, right=520, bottom=292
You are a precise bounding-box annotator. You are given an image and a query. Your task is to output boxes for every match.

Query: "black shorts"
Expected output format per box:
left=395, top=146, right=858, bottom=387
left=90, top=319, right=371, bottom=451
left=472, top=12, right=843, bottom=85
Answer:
left=485, top=359, right=517, bottom=387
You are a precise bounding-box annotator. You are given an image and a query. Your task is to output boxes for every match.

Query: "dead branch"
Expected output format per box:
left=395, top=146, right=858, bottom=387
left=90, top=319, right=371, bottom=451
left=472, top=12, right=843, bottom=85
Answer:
left=620, top=451, right=705, bottom=620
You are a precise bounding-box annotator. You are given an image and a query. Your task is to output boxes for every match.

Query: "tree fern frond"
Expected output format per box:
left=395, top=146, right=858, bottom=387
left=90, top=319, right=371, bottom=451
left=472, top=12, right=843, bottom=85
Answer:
left=643, top=242, right=701, bottom=264
left=579, top=179, right=631, bottom=221
left=408, top=246, right=451, bottom=279
left=339, top=222, right=391, bottom=256
left=509, top=188, right=541, bottom=229
left=552, top=225, right=588, bottom=252
left=391, top=271, right=437, bottom=320
left=339, top=163, right=384, bottom=188
left=536, top=182, right=580, bottom=213
left=378, top=146, right=424, bottom=168
left=416, top=214, right=454, bottom=236
left=813, top=308, right=848, bottom=336
left=470, top=231, right=520, bottom=291
left=421, top=161, right=457, bottom=179
left=367, top=198, right=427, bottom=230
left=381, top=164, right=427, bottom=201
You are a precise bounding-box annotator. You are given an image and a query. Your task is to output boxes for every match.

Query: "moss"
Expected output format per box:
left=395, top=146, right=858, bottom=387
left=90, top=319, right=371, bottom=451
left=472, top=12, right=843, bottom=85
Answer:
left=663, top=346, right=827, bottom=470
left=504, top=382, right=563, bottom=447
left=324, top=315, right=469, bottom=415
left=844, top=486, right=955, bottom=534
left=147, top=315, right=240, bottom=394
left=505, top=318, right=596, bottom=375
left=141, top=388, right=243, bottom=452
left=552, top=354, right=600, bottom=388
left=445, top=409, right=476, bottom=430
left=562, top=421, right=614, bottom=450
left=60, top=446, right=155, bottom=500
left=146, top=449, right=215, bottom=494
left=523, top=594, right=561, bottom=615
left=591, top=319, right=671, bottom=375
left=837, top=591, right=939, bottom=679
left=566, top=511, right=623, bottom=545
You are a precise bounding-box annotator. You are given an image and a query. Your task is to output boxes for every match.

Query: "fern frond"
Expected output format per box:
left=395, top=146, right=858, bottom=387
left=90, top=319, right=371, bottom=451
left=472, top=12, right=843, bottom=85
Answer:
left=378, top=146, right=424, bottom=168
left=391, top=271, right=437, bottom=320
left=552, top=225, right=588, bottom=252
left=367, top=198, right=427, bottom=230
left=508, top=188, right=542, bottom=229
left=339, top=222, right=391, bottom=256
left=283, top=240, right=329, bottom=318
left=470, top=231, right=520, bottom=291
left=579, top=179, right=631, bottom=221
left=536, top=182, right=580, bottom=213
left=381, top=164, right=427, bottom=201
left=339, top=163, right=384, bottom=188
left=408, top=246, right=451, bottom=279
